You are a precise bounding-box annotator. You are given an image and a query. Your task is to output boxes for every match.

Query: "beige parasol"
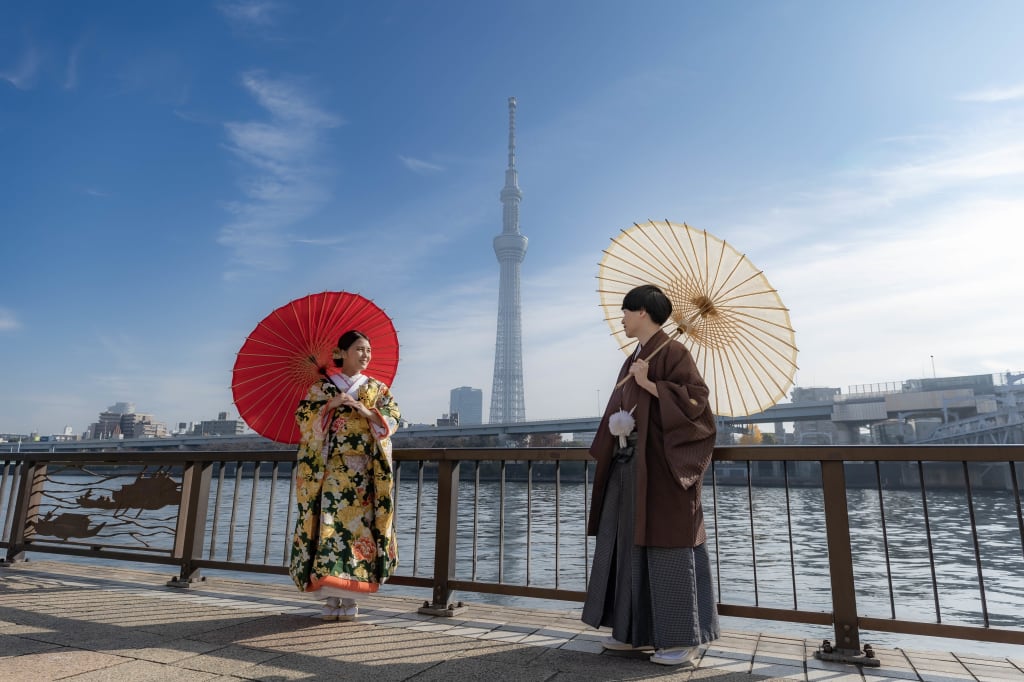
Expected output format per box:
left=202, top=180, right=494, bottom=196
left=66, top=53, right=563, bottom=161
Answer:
left=598, top=219, right=798, bottom=417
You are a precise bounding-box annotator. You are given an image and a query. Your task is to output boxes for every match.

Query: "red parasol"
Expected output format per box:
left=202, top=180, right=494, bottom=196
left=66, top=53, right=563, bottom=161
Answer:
left=231, top=291, right=399, bottom=444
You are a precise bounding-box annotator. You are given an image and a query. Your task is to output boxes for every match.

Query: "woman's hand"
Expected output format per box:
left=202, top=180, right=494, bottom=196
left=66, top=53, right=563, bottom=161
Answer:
left=327, top=393, right=384, bottom=427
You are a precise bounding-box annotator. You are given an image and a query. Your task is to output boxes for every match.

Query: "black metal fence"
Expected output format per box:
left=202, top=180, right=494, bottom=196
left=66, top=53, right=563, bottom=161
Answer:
left=2, top=444, right=1023, bottom=657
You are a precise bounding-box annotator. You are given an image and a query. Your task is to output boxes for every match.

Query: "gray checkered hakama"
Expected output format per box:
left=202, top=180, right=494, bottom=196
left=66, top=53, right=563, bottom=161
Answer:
left=581, top=447, right=720, bottom=649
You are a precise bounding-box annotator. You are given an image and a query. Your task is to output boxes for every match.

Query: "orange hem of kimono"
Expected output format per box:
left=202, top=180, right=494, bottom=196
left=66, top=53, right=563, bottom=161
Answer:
left=306, top=576, right=380, bottom=593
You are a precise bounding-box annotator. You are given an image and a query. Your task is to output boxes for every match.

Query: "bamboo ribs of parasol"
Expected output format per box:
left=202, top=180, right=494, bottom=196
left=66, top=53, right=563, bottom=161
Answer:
left=598, top=220, right=798, bottom=418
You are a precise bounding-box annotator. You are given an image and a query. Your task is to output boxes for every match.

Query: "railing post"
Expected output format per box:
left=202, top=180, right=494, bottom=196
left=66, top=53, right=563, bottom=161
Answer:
left=2, top=461, right=46, bottom=566
left=168, top=460, right=213, bottom=587
left=419, top=458, right=465, bottom=616
left=815, top=459, right=878, bottom=666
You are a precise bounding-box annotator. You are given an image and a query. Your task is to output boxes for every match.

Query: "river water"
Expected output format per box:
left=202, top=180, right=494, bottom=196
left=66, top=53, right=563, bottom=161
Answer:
left=23, top=470, right=1024, bottom=658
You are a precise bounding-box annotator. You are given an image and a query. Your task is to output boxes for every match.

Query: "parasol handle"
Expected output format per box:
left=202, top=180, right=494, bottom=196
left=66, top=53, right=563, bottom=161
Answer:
left=614, top=329, right=682, bottom=389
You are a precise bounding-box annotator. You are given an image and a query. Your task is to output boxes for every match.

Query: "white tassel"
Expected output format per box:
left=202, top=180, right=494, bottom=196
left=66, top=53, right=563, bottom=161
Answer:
left=608, top=409, right=636, bottom=448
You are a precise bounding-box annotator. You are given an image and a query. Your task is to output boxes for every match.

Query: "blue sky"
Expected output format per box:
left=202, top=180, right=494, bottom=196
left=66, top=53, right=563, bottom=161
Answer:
left=2, top=1, right=1023, bottom=436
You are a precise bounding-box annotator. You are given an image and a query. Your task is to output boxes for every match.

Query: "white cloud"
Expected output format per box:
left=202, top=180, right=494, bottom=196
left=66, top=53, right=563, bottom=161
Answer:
left=0, top=308, right=21, bottom=331
left=64, top=40, right=83, bottom=90
left=218, top=0, right=280, bottom=28
left=240, top=73, right=341, bottom=128
left=767, top=194, right=1024, bottom=392
left=870, top=143, right=1024, bottom=196
left=956, top=84, right=1024, bottom=103
left=388, top=253, right=625, bottom=424
left=0, top=46, right=41, bottom=90
left=218, top=72, right=342, bottom=275
left=399, top=155, right=444, bottom=174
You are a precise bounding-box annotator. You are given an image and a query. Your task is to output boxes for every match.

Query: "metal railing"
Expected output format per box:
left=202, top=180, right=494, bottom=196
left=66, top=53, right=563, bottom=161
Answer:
left=2, top=445, right=1023, bottom=658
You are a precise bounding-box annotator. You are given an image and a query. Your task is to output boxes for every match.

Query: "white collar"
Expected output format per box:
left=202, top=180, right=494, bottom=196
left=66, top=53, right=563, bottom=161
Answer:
left=329, top=372, right=368, bottom=396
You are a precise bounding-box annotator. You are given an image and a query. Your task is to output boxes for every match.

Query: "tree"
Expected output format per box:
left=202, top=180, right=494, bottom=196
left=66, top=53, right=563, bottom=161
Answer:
left=738, top=425, right=763, bottom=445
left=528, top=433, right=564, bottom=447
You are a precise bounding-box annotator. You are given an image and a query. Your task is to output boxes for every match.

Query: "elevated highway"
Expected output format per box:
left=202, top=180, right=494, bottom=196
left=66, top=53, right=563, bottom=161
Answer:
left=6, top=401, right=834, bottom=452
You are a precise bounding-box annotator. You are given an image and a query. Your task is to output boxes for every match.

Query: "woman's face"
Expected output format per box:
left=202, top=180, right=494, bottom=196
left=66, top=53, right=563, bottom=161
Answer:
left=339, top=337, right=372, bottom=375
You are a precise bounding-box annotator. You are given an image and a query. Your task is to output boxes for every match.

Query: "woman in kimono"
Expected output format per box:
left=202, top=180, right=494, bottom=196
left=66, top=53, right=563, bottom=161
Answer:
left=289, top=329, right=401, bottom=621
left=581, top=285, right=720, bottom=665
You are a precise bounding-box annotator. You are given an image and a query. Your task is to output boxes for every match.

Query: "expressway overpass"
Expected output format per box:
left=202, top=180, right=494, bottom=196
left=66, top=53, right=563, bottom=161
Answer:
left=398, top=400, right=831, bottom=439
left=7, top=401, right=833, bottom=452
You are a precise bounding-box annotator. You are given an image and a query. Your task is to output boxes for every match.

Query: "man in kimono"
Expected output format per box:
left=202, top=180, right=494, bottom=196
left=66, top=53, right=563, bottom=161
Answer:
left=582, top=284, right=720, bottom=666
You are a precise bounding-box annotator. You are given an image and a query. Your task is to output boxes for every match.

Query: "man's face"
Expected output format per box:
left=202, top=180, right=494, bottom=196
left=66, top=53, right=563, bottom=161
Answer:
left=621, top=308, right=644, bottom=338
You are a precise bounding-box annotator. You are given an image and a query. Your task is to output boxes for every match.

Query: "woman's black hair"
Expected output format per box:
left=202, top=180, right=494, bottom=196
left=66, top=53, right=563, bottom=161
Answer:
left=334, top=330, right=370, bottom=368
left=622, top=285, right=672, bottom=325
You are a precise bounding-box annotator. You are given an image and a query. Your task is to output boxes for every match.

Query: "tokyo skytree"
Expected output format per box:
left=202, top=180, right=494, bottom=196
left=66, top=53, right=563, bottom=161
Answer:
left=489, top=97, right=528, bottom=424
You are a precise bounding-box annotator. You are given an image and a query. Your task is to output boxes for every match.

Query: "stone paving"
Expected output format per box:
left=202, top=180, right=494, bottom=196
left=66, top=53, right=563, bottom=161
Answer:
left=1, top=560, right=1021, bottom=681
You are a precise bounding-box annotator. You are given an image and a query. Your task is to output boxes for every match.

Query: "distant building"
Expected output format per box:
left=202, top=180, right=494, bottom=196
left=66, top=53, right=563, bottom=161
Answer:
left=791, top=386, right=842, bottom=444
left=194, top=411, right=245, bottom=436
left=87, top=402, right=168, bottom=439
left=436, top=413, right=459, bottom=427
left=450, top=386, right=483, bottom=425
left=0, top=433, right=30, bottom=443
left=121, top=413, right=168, bottom=439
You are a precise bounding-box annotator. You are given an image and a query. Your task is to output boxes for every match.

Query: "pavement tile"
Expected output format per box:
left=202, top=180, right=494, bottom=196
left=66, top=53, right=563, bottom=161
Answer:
left=754, top=650, right=806, bottom=665
left=1, top=561, right=1017, bottom=682
left=692, top=654, right=750, bottom=674
left=231, top=653, right=439, bottom=681
left=403, top=657, right=556, bottom=681
left=958, top=655, right=1015, bottom=666
left=0, top=648, right=131, bottom=682
left=535, top=627, right=580, bottom=638
left=748, top=661, right=807, bottom=680
left=558, top=638, right=605, bottom=654
left=916, top=674, right=975, bottom=682
left=449, top=639, right=551, bottom=666
left=964, top=664, right=1024, bottom=680
left=573, top=630, right=609, bottom=642
left=65, top=658, right=225, bottom=681
left=530, top=646, right=669, bottom=678
left=519, top=633, right=568, bottom=647
left=861, top=665, right=920, bottom=680
left=24, top=624, right=170, bottom=650
left=405, top=621, right=457, bottom=633
left=458, top=619, right=506, bottom=629
left=174, top=644, right=286, bottom=675
left=0, top=633, right=65, bottom=657
left=496, top=623, right=542, bottom=634
left=906, top=657, right=971, bottom=673
left=478, top=631, right=530, bottom=643
left=703, top=646, right=753, bottom=662
left=439, top=625, right=490, bottom=637
left=902, top=650, right=961, bottom=662
left=804, top=669, right=865, bottom=682
left=807, top=655, right=868, bottom=673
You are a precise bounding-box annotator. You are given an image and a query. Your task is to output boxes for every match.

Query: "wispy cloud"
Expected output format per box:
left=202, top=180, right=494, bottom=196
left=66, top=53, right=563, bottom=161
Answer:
left=217, top=0, right=281, bottom=28
left=399, top=155, right=444, bottom=174
left=956, top=84, right=1024, bottom=103
left=292, top=235, right=348, bottom=246
left=724, top=118, right=1024, bottom=390
left=64, top=40, right=85, bottom=91
left=0, top=308, right=21, bottom=332
left=219, top=71, right=342, bottom=275
left=391, top=253, right=622, bottom=424
left=871, top=143, right=1024, bottom=193
left=0, top=46, right=41, bottom=90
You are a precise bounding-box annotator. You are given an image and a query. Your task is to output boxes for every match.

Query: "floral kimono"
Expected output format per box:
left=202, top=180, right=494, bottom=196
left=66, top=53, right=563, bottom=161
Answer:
left=289, top=371, right=401, bottom=593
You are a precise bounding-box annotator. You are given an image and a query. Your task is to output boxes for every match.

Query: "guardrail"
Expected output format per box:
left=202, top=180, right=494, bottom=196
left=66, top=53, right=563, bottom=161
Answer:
left=2, top=445, right=1023, bottom=662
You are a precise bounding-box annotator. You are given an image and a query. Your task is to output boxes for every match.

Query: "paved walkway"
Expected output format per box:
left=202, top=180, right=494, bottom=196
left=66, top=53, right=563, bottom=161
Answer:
left=1, top=560, right=1021, bottom=681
